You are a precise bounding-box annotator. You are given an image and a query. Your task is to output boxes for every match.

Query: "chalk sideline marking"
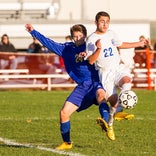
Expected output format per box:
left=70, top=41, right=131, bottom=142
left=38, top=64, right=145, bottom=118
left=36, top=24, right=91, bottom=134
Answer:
left=0, top=137, right=86, bottom=156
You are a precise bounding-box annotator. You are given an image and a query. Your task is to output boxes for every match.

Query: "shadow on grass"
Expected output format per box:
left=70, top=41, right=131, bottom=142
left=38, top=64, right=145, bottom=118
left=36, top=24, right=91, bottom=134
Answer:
left=0, top=143, right=30, bottom=148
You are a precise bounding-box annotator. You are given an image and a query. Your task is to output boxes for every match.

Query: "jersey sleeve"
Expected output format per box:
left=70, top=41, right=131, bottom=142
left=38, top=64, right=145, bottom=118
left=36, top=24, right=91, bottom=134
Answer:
left=30, top=30, right=65, bottom=56
left=110, top=30, right=123, bottom=47
left=85, top=35, right=96, bottom=59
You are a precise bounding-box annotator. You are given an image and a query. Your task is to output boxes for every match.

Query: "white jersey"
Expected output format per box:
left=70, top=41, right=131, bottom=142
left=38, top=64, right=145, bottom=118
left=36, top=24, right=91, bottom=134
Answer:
left=86, top=30, right=132, bottom=99
left=86, top=29, right=122, bottom=71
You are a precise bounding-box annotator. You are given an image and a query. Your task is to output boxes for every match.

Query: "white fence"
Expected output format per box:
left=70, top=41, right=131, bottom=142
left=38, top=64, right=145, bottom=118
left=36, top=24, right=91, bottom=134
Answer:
left=0, top=70, right=76, bottom=91
left=0, top=68, right=156, bottom=91
left=0, top=52, right=156, bottom=91
left=132, top=68, right=156, bottom=90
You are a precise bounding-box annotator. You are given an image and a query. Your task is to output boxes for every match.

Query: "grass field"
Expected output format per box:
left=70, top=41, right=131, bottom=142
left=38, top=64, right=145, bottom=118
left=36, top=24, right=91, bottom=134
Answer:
left=0, top=90, right=155, bottom=156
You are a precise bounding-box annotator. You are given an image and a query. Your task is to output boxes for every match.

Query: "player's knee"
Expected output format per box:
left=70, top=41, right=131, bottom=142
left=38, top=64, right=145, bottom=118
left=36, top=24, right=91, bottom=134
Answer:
left=96, top=89, right=106, bottom=104
left=60, top=109, right=69, bottom=122
left=119, top=76, right=131, bottom=86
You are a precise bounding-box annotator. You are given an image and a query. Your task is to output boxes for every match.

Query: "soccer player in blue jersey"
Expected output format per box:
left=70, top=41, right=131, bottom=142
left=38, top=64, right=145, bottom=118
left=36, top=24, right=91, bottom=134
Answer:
left=25, top=24, right=109, bottom=150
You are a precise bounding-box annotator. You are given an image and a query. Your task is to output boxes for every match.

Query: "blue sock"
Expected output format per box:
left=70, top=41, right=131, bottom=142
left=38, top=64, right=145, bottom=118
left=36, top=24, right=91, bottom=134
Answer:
left=99, top=102, right=109, bottom=123
left=60, top=121, right=70, bottom=143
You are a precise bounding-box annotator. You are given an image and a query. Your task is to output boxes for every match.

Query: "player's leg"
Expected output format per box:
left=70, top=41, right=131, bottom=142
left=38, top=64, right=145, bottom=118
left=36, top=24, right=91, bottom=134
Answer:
left=102, top=70, right=118, bottom=126
left=56, top=80, right=94, bottom=150
left=115, top=75, right=134, bottom=121
left=106, top=94, right=118, bottom=141
left=108, top=94, right=118, bottom=126
left=96, top=82, right=116, bottom=140
left=98, top=88, right=109, bottom=122
left=115, top=64, right=132, bottom=101
left=56, top=101, right=78, bottom=150
left=96, top=71, right=112, bottom=132
left=96, top=88, right=109, bottom=132
left=117, top=76, right=132, bottom=112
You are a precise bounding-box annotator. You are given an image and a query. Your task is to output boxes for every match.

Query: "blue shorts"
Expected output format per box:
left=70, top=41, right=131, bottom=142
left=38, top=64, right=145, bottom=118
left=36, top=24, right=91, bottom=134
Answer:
left=66, top=80, right=103, bottom=112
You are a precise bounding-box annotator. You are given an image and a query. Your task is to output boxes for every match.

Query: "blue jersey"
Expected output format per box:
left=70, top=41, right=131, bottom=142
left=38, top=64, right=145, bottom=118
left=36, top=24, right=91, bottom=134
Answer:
left=30, top=30, right=99, bottom=84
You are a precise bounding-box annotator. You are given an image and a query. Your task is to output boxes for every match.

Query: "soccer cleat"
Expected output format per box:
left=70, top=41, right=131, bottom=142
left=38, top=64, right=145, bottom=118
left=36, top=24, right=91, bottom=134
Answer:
left=125, top=114, right=135, bottom=120
left=56, top=142, right=72, bottom=150
left=114, top=112, right=134, bottom=121
left=96, top=117, right=108, bottom=132
left=107, top=126, right=115, bottom=141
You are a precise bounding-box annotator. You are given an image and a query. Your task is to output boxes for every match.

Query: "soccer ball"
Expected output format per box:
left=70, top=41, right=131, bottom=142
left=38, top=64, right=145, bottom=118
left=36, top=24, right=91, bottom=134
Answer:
left=119, top=90, right=138, bottom=109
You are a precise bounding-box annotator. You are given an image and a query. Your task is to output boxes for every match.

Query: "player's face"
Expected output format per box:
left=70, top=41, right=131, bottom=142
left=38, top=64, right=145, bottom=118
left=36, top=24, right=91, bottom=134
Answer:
left=72, top=31, right=85, bottom=46
left=96, top=16, right=110, bottom=34
left=2, top=36, right=9, bottom=44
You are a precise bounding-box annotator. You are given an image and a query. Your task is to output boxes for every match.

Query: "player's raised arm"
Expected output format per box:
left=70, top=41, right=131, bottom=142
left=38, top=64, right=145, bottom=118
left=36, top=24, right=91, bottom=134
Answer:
left=25, top=24, right=34, bottom=33
left=87, top=39, right=102, bottom=65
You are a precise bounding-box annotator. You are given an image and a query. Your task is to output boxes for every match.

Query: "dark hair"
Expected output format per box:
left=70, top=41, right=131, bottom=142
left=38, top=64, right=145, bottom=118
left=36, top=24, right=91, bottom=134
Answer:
left=1, top=34, right=9, bottom=41
left=95, top=11, right=110, bottom=22
left=70, top=24, right=87, bottom=38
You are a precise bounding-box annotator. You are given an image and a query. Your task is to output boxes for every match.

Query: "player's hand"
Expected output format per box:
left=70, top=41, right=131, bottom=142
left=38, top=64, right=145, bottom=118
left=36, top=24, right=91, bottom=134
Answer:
left=95, top=39, right=102, bottom=49
left=140, top=38, right=149, bottom=47
left=25, top=24, right=34, bottom=32
left=79, top=52, right=86, bottom=58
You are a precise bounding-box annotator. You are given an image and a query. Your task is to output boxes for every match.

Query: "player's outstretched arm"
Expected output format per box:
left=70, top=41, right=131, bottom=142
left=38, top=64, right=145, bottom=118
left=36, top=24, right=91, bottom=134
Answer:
left=25, top=24, right=34, bottom=33
left=119, top=39, right=148, bottom=49
left=25, top=23, right=64, bottom=56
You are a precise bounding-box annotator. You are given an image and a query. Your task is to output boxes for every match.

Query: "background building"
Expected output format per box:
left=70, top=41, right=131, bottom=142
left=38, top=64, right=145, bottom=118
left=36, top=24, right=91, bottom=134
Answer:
left=0, top=0, right=156, bottom=49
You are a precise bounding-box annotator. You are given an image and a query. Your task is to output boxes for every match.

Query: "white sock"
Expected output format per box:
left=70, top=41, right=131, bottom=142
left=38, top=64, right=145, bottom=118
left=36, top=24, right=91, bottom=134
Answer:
left=108, top=106, right=116, bottom=126
left=121, top=83, right=132, bottom=93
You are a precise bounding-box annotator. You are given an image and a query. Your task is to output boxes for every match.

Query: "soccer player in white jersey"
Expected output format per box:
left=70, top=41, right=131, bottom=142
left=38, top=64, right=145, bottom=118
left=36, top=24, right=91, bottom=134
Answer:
left=86, top=11, right=148, bottom=141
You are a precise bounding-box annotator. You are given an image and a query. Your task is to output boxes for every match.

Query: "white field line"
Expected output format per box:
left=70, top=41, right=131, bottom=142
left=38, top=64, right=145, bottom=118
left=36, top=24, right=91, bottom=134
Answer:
left=135, top=116, right=156, bottom=121
left=0, top=137, right=86, bottom=156
left=0, top=116, right=155, bottom=121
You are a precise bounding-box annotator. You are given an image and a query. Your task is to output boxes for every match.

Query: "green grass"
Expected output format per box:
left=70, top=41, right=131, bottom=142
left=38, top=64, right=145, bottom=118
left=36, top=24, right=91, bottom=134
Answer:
left=0, top=90, right=155, bottom=156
